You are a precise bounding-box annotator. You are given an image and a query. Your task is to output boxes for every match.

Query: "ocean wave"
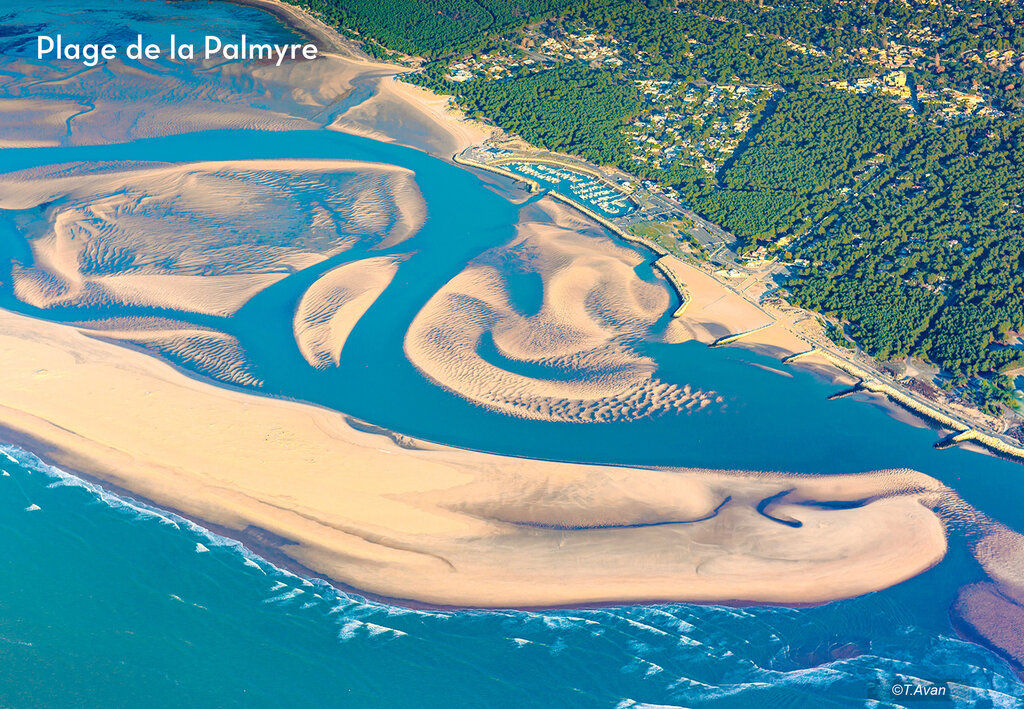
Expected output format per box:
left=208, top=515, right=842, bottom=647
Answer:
left=336, top=619, right=408, bottom=641
left=1, top=443, right=1021, bottom=703
left=616, top=699, right=687, bottom=709
left=5, top=444, right=184, bottom=528
left=0, top=443, right=434, bottom=633
left=263, top=587, right=305, bottom=605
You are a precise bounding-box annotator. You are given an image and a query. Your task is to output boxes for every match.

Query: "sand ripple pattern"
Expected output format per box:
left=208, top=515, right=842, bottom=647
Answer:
left=406, top=205, right=720, bottom=422
left=294, top=256, right=403, bottom=369
left=72, top=317, right=263, bottom=387
left=0, top=160, right=425, bottom=316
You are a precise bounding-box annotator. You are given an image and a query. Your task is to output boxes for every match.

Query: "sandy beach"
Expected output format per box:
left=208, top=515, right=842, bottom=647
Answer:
left=0, top=307, right=956, bottom=607
left=220, top=0, right=364, bottom=58
left=2, top=0, right=1023, bottom=679
left=0, top=9, right=955, bottom=610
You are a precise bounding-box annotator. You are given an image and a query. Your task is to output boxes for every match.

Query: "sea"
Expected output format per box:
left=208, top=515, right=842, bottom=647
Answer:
left=0, top=1, right=1023, bottom=706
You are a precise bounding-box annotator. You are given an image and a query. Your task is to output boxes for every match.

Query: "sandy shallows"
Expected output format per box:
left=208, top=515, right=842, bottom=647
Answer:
left=0, top=307, right=952, bottom=608
left=0, top=159, right=425, bottom=317
left=0, top=57, right=320, bottom=145
left=953, top=527, right=1024, bottom=673
left=294, top=255, right=404, bottom=369
left=77, top=318, right=264, bottom=388
left=405, top=201, right=722, bottom=422
left=0, top=98, right=90, bottom=148
left=0, top=46, right=489, bottom=155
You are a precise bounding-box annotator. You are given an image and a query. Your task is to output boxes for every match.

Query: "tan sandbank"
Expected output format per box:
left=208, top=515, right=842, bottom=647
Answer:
left=0, top=159, right=424, bottom=317
left=0, top=307, right=950, bottom=608
left=404, top=200, right=721, bottom=422
left=294, top=255, right=404, bottom=369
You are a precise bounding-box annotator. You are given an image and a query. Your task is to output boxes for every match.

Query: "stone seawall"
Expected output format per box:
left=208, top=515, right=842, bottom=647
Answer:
left=815, top=351, right=1024, bottom=462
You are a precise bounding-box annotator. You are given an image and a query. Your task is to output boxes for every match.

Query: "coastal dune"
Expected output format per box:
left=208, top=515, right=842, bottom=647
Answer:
left=405, top=201, right=721, bottom=422
left=0, top=307, right=950, bottom=607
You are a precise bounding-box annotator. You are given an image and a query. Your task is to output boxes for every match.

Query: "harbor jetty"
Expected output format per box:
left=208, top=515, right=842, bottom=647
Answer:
left=827, top=384, right=865, bottom=401
left=452, top=154, right=540, bottom=193
left=812, top=350, right=1024, bottom=462
left=710, top=323, right=774, bottom=348
left=781, top=349, right=819, bottom=364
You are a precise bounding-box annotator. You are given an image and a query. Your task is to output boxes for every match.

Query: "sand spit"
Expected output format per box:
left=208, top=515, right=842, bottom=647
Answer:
left=0, top=307, right=955, bottom=607
left=406, top=201, right=721, bottom=422
left=330, top=76, right=495, bottom=157
left=0, top=159, right=425, bottom=316
left=294, top=255, right=403, bottom=369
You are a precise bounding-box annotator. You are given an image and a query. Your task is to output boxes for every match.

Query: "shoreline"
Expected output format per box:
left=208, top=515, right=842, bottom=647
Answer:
left=0, top=0, right=1020, bottom=672
left=0, top=308, right=954, bottom=609
left=222, top=0, right=1023, bottom=466
left=814, top=350, right=1024, bottom=463
left=0, top=0, right=1021, bottom=684
left=454, top=150, right=1024, bottom=462
left=217, top=0, right=364, bottom=58
left=0, top=431, right=949, bottom=616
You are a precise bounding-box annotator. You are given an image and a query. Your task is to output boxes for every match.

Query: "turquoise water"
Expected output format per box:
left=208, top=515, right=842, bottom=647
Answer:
left=1, top=1, right=1024, bottom=707
left=3, top=447, right=1022, bottom=708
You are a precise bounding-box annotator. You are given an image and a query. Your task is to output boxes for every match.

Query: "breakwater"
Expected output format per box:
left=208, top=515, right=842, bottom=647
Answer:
left=651, top=256, right=691, bottom=317
left=781, top=349, right=819, bottom=364
left=813, top=350, right=1024, bottom=462
left=709, top=323, right=774, bottom=348
left=452, top=154, right=540, bottom=193
left=935, top=429, right=980, bottom=450
left=827, top=384, right=864, bottom=401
